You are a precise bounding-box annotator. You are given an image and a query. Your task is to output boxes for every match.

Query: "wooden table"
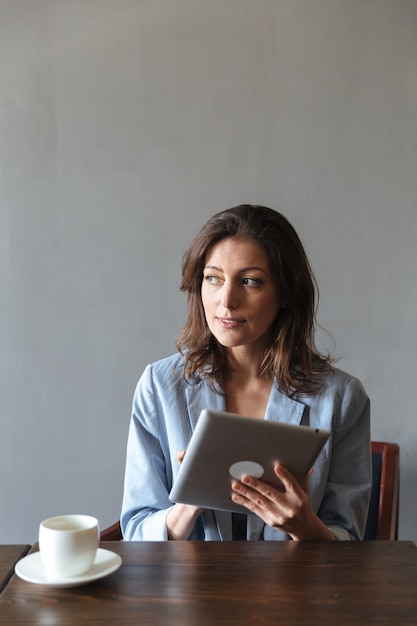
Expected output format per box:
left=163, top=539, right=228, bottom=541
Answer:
left=0, top=545, right=31, bottom=594
left=1, top=541, right=417, bottom=625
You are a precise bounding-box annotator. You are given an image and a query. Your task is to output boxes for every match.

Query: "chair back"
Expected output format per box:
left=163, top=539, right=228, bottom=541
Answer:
left=364, top=441, right=400, bottom=540
left=100, top=520, right=122, bottom=541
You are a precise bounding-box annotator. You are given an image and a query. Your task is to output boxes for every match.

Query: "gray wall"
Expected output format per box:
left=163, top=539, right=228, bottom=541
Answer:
left=1, top=0, right=416, bottom=543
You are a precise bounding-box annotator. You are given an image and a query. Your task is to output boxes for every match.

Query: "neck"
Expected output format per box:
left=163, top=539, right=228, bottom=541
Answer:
left=223, top=345, right=268, bottom=385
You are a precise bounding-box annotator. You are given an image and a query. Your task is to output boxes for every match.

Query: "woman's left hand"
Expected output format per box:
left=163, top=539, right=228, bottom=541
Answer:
left=231, top=464, right=336, bottom=541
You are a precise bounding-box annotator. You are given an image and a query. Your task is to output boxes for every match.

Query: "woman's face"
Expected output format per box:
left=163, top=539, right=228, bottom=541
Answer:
left=201, top=237, right=281, bottom=354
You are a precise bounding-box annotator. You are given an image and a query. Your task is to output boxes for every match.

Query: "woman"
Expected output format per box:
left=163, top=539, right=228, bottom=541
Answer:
left=121, top=205, right=371, bottom=541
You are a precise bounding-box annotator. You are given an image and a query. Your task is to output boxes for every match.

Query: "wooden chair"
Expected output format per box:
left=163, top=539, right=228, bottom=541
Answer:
left=100, top=520, right=122, bottom=541
left=100, top=441, right=400, bottom=542
left=364, top=441, right=400, bottom=540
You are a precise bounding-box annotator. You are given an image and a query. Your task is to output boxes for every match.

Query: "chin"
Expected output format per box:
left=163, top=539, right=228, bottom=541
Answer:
left=215, top=336, right=248, bottom=349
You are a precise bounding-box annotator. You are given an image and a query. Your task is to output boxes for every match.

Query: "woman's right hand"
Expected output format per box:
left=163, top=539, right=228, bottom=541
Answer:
left=166, top=450, right=204, bottom=540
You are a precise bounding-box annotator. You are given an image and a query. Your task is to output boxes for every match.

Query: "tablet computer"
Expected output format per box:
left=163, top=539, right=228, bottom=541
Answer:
left=169, top=409, right=330, bottom=514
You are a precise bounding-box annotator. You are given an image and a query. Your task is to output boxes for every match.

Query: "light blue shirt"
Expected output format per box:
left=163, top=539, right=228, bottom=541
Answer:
left=121, top=353, right=371, bottom=541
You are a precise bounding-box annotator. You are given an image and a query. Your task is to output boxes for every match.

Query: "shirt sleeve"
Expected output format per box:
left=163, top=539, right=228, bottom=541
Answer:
left=120, top=364, right=175, bottom=540
left=318, top=377, right=372, bottom=540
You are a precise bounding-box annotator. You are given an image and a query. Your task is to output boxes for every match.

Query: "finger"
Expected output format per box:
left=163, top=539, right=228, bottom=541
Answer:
left=306, top=466, right=314, bottom=478
left=301, top=466, right=314, bottom=490
left=231, top=480, right=267, bottom=511
left=236, top=475, right=281, bottom=506
left=273, top=463, right=302, bottom=494
left=176, top=450, right=186, bottom=464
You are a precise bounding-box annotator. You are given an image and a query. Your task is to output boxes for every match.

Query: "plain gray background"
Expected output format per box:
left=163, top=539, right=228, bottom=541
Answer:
left=1, top=0, right=416, bottom=543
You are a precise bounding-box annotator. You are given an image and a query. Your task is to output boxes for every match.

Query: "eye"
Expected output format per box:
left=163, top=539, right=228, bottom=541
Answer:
left=242, top=277, right=262, bottom=287
left=204, top=274, right=222, bottom=285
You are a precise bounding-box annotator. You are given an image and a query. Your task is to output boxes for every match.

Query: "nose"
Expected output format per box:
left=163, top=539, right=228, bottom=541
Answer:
left=221, top=281, right=239, bottom=309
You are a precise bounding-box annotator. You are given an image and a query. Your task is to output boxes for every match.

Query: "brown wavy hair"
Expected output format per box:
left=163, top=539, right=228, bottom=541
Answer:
left=176, top=205, right=333, bottom=395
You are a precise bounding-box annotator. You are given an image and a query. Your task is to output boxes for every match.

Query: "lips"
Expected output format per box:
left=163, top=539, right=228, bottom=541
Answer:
left=217, top=317, right=244, bottom=329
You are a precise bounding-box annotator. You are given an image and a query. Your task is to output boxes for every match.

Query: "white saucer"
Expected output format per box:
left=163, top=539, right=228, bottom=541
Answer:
left=15, top=548, right=122, bottom=588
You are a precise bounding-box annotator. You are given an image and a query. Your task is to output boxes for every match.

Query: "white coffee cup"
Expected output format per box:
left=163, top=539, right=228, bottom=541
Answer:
left=39, top=514, right=99, bottom=578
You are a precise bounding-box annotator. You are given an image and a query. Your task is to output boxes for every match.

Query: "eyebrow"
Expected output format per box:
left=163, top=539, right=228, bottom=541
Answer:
left=204, top=264, right=268, bottom=275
